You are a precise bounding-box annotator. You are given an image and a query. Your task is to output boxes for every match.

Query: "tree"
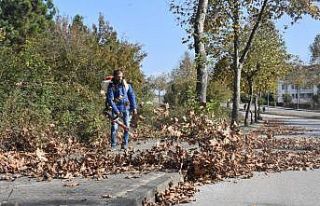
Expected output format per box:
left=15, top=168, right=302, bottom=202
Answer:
left=171, top=0, right=320, bottom=124
left=228, top=0, right=320, bottom=124
left=310, top=34, right=320, bottom=64
left=207, top=56, right=233, bottom=108
left=91, top=14, right=146, bottom=90
left=71, top=14, right=88, bottom=32
left=149, top=73, right=168, bottom=105
left=170, top=0, right=222, bottom=105
left=165, top=52, right=196, bottom=106
left=229, top=0, right=269, bottom=124
left=0, top=0, right=55, bottom=45
left=94, top=13, right=117, bottom=46
left=242, top=21, right=289, bottom=125
left=0, top=13, right=146, bottom=142
left=194, top=0, right=209, bottom=104
left=283, top=93, right=292, bottom=106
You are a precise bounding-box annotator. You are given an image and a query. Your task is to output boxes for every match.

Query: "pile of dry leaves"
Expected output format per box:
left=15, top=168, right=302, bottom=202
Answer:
left=142, top=111, right=320, bottom=205
left=1, top=108, right=320, bottom=205
left=253, top=119, right=307, bottom=136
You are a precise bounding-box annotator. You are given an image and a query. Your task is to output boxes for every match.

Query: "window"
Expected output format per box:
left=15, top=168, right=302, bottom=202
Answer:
left=291, top=85, right=295, bottom=89
left=282, top=84, right=286, bottom=90
left=292, top=94, right=295, bottom=98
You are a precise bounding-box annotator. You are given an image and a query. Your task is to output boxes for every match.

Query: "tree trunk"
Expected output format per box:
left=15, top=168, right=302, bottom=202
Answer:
left=257, top=92, right=262, bottom=120
left=297, top=86, right=300, bottom=109
left=231, top=0, right=268, bottom=125
left=194, top=0, right=209, bottom=105
left=232, top=63, right=242, bottom=124
left=254, top=94, right=258, bottom=123
left=231, top=0, right=241, bottom=124
left=244, top=80, right=253, bottom=126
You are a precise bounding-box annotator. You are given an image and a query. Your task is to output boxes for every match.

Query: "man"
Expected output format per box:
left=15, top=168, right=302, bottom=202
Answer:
left=106, top=69, right=137, bottom=150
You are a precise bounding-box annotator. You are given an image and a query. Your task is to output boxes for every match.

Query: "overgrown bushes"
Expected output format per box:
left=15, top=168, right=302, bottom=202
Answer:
left=0, top=14, right=145, bottom=147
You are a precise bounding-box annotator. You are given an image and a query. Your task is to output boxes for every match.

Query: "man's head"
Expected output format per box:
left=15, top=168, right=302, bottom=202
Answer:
left=113, top=69, right=124, bottom=84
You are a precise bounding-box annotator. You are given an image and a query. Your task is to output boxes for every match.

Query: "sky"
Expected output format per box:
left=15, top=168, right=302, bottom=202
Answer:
left=53, top=0, right=320, bottom=77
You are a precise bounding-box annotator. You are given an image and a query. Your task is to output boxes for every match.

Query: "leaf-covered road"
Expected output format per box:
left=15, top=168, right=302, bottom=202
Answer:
left=182, top=113, right=320, bottom=206
left=1, top=109, right=320, bottom=205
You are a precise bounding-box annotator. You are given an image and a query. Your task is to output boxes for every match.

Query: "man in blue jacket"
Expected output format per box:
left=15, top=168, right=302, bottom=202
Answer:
left=106, top=69, right=137, bottom=150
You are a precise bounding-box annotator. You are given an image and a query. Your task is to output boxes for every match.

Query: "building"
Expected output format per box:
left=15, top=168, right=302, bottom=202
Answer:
left=277, top=80, right=318, bottom=104
left=277, top=65, right=320, bottom=105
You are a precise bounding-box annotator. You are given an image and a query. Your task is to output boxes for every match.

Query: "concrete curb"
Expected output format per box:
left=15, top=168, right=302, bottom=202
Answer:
left=106, top=172, right=182, bottom=206
left=0, top=172, right=182, bottom=206
left=266, top=106, right=320, bottom=113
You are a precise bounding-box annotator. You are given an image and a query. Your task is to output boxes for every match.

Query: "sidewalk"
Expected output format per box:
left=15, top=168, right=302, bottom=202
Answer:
left=0, top=137, right=190, bottom=206
left=0, top=172, right=181, bottom=206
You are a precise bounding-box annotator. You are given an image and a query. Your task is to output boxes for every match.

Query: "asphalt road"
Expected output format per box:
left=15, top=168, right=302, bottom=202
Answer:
left=263, top=106, right=320, bottom=119
left=185, top=170, right=320, bottom=206
left=262, top=113, right=320, bottom=137
left=184, top=110, right=320, bottom=206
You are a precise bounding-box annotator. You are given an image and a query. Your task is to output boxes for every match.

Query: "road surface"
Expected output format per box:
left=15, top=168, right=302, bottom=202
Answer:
left=186, top=170, right=320, bottom=206
left=185, top=109, right=320, bottom=206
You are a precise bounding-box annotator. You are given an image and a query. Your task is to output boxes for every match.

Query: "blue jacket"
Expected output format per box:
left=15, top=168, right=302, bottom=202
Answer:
left=106, top=82, right=137, bottom=114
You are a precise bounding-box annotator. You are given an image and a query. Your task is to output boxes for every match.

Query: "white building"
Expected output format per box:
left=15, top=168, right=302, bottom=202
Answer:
left=277, top=80, right=319, bottom=104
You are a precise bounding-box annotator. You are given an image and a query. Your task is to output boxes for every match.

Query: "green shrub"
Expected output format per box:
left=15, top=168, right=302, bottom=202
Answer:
left=0, top=82, right=108, bottom=144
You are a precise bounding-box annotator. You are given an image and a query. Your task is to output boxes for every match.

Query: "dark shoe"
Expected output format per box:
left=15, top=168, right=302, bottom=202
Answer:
left=121, top=144, right=128, bottom=150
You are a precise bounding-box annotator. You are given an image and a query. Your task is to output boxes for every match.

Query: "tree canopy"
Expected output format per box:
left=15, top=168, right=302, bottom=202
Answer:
left=0, top=0, right=56, bottom=45
left=170, top=0, right=320, bottom=123
left=0, top=2, right=146, bottom=142
left=310, top=34, right=320, bottom=64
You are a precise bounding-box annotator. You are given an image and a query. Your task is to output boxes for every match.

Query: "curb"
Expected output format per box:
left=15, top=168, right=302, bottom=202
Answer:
left=107, top=173, right=181, bottom=206
left=263, top=111, right=320, bottom=119
left=0, top=172, right=182, bottom=206
left=106, top=172, right=182, bottom=206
